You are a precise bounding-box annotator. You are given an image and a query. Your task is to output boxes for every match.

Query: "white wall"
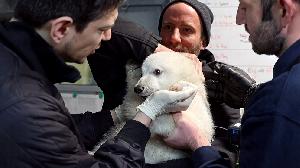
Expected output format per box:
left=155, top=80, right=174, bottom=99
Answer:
left=202, top=0, right=278, bottom=83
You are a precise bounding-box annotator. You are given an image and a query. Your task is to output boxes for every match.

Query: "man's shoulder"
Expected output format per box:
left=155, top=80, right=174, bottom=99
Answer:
left=198, top=49, right=215, bottom=63
left=246, top=68, right=300, bottom=120
left=0, top=42, right=20, bottom=70
left=0, top=48, right=63, bottom=117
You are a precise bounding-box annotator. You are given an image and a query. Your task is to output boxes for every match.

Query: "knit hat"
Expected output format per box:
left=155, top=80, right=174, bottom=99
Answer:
left=158, top=0, right=214, bottom=47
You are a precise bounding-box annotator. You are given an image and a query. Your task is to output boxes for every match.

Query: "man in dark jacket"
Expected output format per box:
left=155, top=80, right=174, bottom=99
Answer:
left=88, top=0, right=241, bottom=167
left=158, top=1, right=241, bottom=165
left=0, top=0, right=199, bottom=167
left=165, top=0, right=300, bottom=167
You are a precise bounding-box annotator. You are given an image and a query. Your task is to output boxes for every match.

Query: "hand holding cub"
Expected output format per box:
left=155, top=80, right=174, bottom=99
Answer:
left=137, top=81, right=198, bottom=120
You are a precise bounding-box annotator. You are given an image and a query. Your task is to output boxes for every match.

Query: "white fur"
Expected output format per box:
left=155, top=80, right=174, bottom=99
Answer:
left=92, top=52, right=214, bottom=164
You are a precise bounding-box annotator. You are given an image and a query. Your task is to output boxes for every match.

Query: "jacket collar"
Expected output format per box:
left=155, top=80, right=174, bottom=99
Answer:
left=198, top=49, right=215, bottom=63
left=273, top=39, right=300, bottom=78
left=0, top=21, right=80, bottom=84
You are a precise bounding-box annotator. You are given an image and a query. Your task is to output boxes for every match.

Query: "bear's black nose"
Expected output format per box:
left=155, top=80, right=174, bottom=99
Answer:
left=134, top=86, right=144, bottom=94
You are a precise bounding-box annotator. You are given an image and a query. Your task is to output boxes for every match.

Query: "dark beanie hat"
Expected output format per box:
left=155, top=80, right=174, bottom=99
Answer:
left=158, top=0, right=214, bottom=47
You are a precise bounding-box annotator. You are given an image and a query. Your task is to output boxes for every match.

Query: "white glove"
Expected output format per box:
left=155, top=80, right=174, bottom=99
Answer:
left=137, top=81, right=198, bottom=120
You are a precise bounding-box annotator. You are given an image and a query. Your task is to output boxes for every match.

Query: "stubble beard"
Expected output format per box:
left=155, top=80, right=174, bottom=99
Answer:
left=59, top=41, right=85, bottom=64
left=170, top=44, right=202, bottom=56
left=250, top=19, right=285, bottom=56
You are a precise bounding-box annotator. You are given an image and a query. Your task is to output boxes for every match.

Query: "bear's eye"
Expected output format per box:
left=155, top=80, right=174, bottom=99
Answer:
left=153, top=69, right=161, bottom=76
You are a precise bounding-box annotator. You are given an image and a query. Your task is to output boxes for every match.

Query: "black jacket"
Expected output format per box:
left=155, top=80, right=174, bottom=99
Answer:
left=0, top=21, right=150, bottom=168
left=88, top=18, right=238, bottom=167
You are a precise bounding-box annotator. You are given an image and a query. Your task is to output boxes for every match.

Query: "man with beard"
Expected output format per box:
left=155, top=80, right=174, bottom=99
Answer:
left=88, top=0, right=248, bottom=167
left=158, top=0, right=242, bottom=165
left=165, top=0, right=300, bottom=167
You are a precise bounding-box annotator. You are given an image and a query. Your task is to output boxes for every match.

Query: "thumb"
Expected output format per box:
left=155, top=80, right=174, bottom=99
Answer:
left=172, top=86, right=197, bottom=103
left=155, top=44, right=173, bottom=52
left=162, top=112, right=181, bottom=140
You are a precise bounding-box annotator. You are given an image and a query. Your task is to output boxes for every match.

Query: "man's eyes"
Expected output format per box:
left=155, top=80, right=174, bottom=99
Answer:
left=162, top=25, right=172, bottom=31
left=182, top=27, right=193, bottom=33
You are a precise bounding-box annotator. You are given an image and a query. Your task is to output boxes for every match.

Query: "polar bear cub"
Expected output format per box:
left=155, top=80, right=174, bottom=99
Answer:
left=115, top=51, right=214, bottom=164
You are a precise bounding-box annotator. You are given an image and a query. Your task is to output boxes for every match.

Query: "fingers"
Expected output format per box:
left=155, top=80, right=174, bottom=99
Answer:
left=156, top=84, right=197, bottom=105
left=169, top=80, right=198, bottom=92
left=182, top=53, right=198, bottom=60
left=170, top=81, right=198, bottom=102
left=137, top=83, right=196, bottom=120
left=154, top=44, right=173, bottom=52
left=182, top=53, right=203, bottom=75
left=170, top=86, right=197, bottom=103
left=171, top=82, right=198, bottom=110
left=163, top=82, right=198, bottom=112
left=176, top=80, right=198, bottom=89
left=195, top=61, right=203, bottom=75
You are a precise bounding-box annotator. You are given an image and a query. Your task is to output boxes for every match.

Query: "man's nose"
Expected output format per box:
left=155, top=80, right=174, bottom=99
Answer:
left=236, top=5, right=245, bottom=25
left=170, top=28, right=181, bottom=44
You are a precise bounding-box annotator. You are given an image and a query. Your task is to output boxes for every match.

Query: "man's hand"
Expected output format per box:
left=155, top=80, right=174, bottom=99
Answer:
left=137, top=81, right=198, bottom=120
left=163, top=92, right=211, bottom=151
left=154, top=44, right=173, bottom=52
left=181, top=53, right=203, bottom=75
left=204, top=61, right=257, bottom=108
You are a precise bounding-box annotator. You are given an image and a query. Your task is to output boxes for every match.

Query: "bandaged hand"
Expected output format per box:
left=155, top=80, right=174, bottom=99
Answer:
left=137, top=81, right=198, bottom=120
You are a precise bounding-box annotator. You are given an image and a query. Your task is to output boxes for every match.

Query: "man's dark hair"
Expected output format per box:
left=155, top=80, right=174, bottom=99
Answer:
left=14, top=0, right=124, bottom=32
left=261, top=0, right=276, bottom=21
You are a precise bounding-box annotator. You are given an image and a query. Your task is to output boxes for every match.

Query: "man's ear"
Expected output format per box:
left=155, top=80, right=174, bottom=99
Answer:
left=49, top=16, right=74, bottom=44
left=200, top=39, right=206, bottom=50
left=279, top=0, right=297, bottom=27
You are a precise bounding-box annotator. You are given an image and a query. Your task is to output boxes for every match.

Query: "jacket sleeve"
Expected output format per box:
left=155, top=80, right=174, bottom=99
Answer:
left=192, top=147, right=231, bottom=168
left=200, top=49, right=241, bottom=127
left=0, top=96, right=150, bottom=168
left=71, top=110, right=114, bottom=151
left=200, top=49, right=240, bottom=166
left=94, top=120, right=151, bottom=168
left=88, top=17, right=161, bottom=111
